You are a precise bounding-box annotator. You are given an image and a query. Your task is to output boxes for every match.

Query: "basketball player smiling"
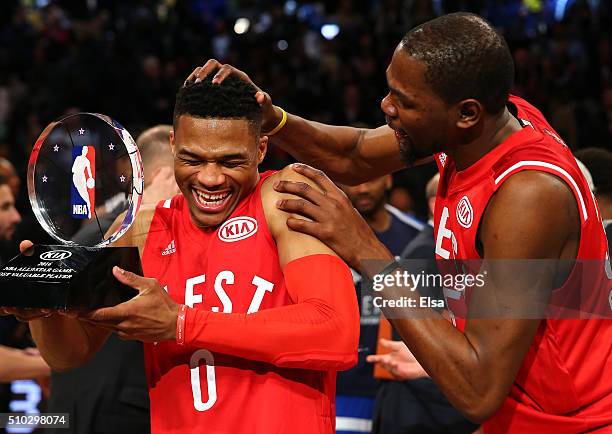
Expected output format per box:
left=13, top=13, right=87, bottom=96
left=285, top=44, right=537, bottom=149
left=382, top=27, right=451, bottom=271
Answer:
left=17, top=75, right=360, bottom=434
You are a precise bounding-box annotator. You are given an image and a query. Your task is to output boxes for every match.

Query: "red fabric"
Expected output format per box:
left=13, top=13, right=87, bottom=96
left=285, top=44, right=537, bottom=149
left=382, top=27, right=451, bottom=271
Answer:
left=184, top=254, right=359, bottom=369
left=433, top=95, right=612, bottom=433
left=140, top=171, right=358, bottom=434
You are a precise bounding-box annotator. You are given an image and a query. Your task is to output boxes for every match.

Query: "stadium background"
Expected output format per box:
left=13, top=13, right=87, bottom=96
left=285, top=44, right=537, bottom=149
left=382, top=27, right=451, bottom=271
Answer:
left=0, top=0, right=609, bottom=432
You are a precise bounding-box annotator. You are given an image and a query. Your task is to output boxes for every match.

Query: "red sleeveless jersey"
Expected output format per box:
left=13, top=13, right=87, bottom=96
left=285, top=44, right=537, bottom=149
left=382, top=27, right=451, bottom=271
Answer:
left=141, top=171, right=336, bottom=434
left=433, top=96, right=612, bottom=433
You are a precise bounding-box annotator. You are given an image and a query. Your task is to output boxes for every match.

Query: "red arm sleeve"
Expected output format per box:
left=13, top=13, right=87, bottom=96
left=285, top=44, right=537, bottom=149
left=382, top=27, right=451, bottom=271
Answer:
left=184, top=254, right=359, bottom=370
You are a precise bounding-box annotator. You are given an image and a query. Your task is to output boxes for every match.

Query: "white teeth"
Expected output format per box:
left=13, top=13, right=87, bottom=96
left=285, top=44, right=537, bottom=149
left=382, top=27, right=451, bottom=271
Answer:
left=194, top=189, right=230, bottom=205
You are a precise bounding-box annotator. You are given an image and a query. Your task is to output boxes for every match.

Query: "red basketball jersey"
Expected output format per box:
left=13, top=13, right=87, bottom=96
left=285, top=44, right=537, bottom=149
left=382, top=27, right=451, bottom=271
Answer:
left=433, top=96, right=612, bottom=433
left=141, top=171, right=336, bottom=434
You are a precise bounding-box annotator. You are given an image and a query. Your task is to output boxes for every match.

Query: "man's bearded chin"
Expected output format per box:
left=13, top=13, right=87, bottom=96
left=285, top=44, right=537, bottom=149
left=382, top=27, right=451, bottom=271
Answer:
left=399, top=140, right=436, bottom=166
left=399, top=143, right=417, bottom=166
left=399, top=141, right=431, bottom=167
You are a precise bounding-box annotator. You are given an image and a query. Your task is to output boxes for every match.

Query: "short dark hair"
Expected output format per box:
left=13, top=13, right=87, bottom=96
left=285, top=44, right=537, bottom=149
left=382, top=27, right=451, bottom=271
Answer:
left=174, top=75, right=262, bottom=133
left=575, top=147, right=612, bottom=197
left=401, top=12, right=514, bottom=114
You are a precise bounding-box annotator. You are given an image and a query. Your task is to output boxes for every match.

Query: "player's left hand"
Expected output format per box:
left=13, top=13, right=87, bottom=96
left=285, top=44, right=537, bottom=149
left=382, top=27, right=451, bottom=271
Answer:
left=81, top=267, right=179, bottom=342
left=366, top=339, right=429, bottom=380
left=274, top=163, right=392, bottom=271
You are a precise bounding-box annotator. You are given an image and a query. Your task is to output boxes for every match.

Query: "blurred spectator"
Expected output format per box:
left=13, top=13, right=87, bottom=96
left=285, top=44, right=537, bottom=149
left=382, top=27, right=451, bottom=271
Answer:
left=389, top=186, right=415, bottom=215
left=0, top=172, right=50, bottom=412
left=0, top=158, right=20, bottom=199
left=0, top=174, right=21, bottom=247
left=335, top=175, right=423, bottom=433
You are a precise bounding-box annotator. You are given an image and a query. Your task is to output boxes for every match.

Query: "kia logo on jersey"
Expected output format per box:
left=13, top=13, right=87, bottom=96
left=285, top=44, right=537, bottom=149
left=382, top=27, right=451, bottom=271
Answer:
left=218, top=216, right=258, bottom=242
left=70, top=145, right=96, bottom=219
left=456, top=196, right=473, bottom=229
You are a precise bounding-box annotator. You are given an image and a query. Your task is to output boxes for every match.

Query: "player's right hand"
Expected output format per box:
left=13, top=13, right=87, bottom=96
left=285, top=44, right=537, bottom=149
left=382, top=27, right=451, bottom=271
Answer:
left=184, top=59, right=281, bottom=131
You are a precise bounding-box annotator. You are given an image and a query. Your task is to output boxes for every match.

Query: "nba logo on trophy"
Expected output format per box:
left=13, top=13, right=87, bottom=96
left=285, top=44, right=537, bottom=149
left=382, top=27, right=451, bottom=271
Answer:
left=71, top=145, right=96, bottom=219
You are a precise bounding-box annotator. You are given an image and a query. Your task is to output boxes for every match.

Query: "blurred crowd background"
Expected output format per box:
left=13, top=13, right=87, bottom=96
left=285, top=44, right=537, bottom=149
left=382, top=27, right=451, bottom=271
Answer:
left=0, top=1, right=609, bottom=430
left=0, top=0, right=610, bottom=246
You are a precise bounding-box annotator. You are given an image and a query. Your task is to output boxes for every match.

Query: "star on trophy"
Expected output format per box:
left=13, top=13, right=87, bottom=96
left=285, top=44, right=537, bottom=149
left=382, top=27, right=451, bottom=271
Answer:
left=0, top=113, right=144, bottom=310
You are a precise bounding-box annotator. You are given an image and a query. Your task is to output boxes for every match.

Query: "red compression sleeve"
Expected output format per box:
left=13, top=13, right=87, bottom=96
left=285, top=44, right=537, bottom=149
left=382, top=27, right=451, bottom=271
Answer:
left=184, top=254, right=359, bottom=370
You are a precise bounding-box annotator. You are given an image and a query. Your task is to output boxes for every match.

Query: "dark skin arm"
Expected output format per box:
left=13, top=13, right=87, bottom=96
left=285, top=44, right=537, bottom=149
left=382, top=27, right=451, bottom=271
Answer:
left=274, top=164, right=579, bottom=423
left=186, top=60, right=416, bottom=184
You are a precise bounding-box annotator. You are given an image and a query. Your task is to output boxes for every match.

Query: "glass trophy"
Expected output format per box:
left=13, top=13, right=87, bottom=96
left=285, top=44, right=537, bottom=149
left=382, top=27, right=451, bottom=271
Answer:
left=0, top=113, right=144, bottom=310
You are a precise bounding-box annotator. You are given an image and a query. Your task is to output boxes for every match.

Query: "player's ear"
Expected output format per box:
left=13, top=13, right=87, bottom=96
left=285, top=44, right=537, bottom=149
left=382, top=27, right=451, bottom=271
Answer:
left=169, top=129, right=175, bottom=156
left=384, top=174, right=393, bottom=191
left=455, top=99, right=482, bottom=129
left=257, top=135, right=268, bottom=164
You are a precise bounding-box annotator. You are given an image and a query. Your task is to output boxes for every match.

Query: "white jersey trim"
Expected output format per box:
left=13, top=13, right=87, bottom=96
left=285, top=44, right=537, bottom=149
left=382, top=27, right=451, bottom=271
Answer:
left=494, top=160, right=588, bottom=222
left=384, top=204, right=425, bottom=230
left=162, top=198, right=172, bottom=209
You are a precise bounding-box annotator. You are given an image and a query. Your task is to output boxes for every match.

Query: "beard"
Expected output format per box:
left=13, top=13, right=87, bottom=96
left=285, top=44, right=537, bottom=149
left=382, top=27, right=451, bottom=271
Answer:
left=399, top=140, right=417, bottom=166
left=398, top=135, right=424, bottom=166
left=398, top=136, right=438, bottom=166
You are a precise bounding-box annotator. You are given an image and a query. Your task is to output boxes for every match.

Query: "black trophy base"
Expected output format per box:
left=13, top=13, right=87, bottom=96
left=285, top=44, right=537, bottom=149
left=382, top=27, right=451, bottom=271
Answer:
left=0, top=244, right=141, bottom=311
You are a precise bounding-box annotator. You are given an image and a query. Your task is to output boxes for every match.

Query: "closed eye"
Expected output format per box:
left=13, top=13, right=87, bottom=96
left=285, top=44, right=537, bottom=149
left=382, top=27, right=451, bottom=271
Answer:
left=222, top=160, right=246, bottom=168
left=389, top=87, right=415, bottom=108
left=180, top=158, right=201, bottom=166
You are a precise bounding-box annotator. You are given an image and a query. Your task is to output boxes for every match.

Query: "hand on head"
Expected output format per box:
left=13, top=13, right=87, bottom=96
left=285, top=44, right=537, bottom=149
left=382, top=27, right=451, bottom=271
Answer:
left=185, top=59, right=280, bottom=132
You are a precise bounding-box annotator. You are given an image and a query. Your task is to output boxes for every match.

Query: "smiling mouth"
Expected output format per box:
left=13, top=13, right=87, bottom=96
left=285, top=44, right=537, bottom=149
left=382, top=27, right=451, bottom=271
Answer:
left=387, top=120, right=408, bottom=140
left=192, top=188, right=232, bottom=213
left=389, top=124, right=407, bottom=140
left=394, top=129, right=407, bottom=140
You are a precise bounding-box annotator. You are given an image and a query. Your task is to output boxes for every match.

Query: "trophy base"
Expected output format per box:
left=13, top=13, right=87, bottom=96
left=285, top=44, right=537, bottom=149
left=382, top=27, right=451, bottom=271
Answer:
left=0, top=245, right=141, bottom=311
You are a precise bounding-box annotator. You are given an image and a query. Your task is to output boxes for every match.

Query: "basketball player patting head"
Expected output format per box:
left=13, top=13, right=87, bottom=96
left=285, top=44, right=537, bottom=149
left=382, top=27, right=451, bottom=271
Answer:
left=192, top=12, right=612, bottom=434
left=10, top=76, right=359, bottom=433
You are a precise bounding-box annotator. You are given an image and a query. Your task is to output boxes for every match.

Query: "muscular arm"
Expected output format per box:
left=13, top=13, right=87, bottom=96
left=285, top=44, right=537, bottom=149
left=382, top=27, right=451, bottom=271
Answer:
left=183, top=168, right=360, bottom=369
left=377, top=171, right=579, bottom=422
left=28, top=208, right=155, bottom=371
left=188, top=61, right=421, bottom=184
left=270, top=114, right=406, bottom=184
